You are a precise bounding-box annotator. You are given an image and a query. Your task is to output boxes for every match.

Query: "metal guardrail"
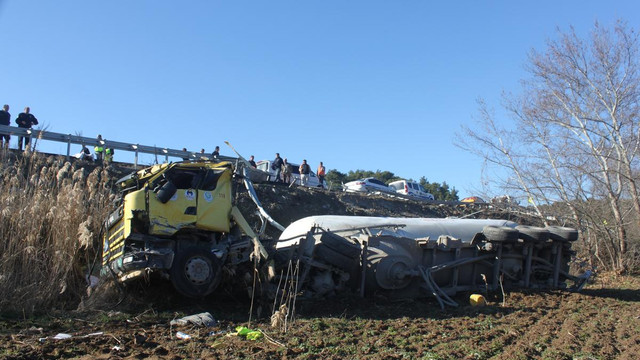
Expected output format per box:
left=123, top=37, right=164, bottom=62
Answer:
left=0, top=125, right=237, bottom=166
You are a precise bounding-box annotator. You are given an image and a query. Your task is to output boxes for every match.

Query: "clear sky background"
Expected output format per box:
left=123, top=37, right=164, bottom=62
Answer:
left=1, top=1, right=638, bottom=198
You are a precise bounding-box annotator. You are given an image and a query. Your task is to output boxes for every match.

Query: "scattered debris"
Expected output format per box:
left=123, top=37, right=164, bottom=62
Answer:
left=134, top=333, right=146, bottom=345
left=235, top=326, right=262, bottom=340
left=470, top=294, right=486, bottom=307
left=175, top=331, right=192, bottom=340
left=22, top=327, right=43, bottom=335
left=39, top=331, right=105, bottom=342
left=170, top=312, right=217, bottom=327
left=270, top=304, right=287, bottom=329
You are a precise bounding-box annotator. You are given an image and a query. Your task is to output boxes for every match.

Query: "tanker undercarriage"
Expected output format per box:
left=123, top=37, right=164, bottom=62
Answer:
left=274, top=216, right=590, bottom=307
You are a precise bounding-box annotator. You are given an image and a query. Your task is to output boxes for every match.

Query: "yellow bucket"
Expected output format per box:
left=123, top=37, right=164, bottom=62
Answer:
left=469, top=294, right=486, bottom=307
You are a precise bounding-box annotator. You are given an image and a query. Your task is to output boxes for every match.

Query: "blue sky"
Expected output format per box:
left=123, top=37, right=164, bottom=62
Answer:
left=1, top=1, right=638, bottom=197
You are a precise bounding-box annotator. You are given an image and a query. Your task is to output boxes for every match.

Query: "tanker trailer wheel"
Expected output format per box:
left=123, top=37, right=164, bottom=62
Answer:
left=320, top=232, right=361, bottom=258
left=482, top=225, right=519, bottom=242
left=314, top=244, right=358, bottom=271
left=515, top=225, right=550, bottom=242
left=171, top=247, right=222, bottom=298
left=545, top=226, right=578, bottom=242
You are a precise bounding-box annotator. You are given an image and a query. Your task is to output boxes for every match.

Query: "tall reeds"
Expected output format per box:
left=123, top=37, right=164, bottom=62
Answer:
left=0, top=150, right=116, bottom=315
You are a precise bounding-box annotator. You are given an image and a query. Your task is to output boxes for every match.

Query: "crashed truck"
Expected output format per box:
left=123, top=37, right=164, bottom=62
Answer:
left=101, top=158, right=590, bottom=305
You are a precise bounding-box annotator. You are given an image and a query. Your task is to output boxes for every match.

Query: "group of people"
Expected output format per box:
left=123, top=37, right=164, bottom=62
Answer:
left=80, top=134, right=114, bottom=164
left=0, top=104, right=39, bottom=151
left=271, top=153, right=326, bottom=186
left=1, top=109, right=330, bottom=181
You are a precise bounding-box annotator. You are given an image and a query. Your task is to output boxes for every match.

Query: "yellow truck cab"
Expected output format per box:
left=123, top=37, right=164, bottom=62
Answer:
left=101, top=160, right=258, bottom=297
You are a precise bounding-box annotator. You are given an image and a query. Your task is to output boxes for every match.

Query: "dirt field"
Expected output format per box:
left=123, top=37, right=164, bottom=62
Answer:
left=1, top=274, right=638, bottom=359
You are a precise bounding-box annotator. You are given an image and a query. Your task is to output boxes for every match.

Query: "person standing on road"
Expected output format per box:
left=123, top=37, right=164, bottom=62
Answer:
left=94, top=134, right=104, bottom=163
left=15, top=106, right=38, bottom=151
left=299, top=159, right=310, bottom=186
left=282, top=158, right=292, bottom=184
left=0, top=104, right=10, bottom=148
left=248, top=155, right=257, bottom=168
left=272, top=153, right=284, bottom=182
left=317, top=161, right=326, bottom=187
left=105, top=147, right=114, bottom=164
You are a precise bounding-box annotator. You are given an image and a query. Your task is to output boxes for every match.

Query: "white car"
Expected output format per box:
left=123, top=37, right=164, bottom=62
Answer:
left=343, top=177, right=392, bottom=193
left=388, top=180, right=435, bottom=201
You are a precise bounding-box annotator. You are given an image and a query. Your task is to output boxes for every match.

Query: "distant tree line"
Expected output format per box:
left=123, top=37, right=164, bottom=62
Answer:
left=325, top=169, right=459, bottom=201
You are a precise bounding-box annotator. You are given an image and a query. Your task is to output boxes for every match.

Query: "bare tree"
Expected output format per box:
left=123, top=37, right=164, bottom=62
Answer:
left=458, top=20, right=640, bottom=272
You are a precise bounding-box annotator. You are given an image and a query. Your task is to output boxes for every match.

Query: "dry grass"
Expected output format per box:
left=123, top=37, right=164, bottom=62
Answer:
left=0, top=150, right=117, bottom=315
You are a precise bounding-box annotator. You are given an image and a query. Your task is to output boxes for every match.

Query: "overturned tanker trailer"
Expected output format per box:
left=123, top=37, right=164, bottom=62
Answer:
left=274, top=216, right=590, bottom=307
left=98, top=147, right=590, bottom=306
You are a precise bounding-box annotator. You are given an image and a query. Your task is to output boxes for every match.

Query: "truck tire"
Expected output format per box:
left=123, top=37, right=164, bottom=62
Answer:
left=320, top=232, right=361, bottom=258
left=314, top=244, right=358, bottom=271
left=546, top=226, right=579, bottom=242
left=515, top=225, right=550, bottom=243
left=482, top=225, right=519, bottom=242
left=171, top=247, right=222, bottom=298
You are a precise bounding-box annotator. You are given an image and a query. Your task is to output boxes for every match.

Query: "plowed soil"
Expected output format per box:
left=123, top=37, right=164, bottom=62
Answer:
left=1, top=275, right=639, bottom=359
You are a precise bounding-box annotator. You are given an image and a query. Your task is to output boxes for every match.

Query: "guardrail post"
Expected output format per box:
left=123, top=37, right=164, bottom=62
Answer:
left=27, top=130, right=33, bottom=152
left=133, top=144, right=139, bottom=168
left=66, top=135, right=71, bottom=160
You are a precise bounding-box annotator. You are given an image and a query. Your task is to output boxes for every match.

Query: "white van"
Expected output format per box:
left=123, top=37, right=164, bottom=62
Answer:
left=256, top=160, right=326, bottom=188
left=388, top=180, right=434, bottom=201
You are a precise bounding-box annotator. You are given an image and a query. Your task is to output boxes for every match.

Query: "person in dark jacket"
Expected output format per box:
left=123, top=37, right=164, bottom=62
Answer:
left=212, top=146, right=220, bottom=158
left=81, top=145, right=92, bottom=161
left=299, top=159, right=311, bottom=186
left=15, top=106, right=38, bottom=151
left=0, top=104, right=10, bottom=148
left=248, top=155, right=257, bottom=168
left=272, top=153, right=284, bottom=182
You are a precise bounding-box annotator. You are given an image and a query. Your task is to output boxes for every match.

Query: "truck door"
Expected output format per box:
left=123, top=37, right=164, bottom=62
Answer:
left=148, top=168, right=199, bottom=236
left=196, top=168, right=232, bottom=232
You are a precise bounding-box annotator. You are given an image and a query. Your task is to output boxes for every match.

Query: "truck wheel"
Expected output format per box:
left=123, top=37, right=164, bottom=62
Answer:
left=314, top=244, right=358, bottom=271
left=320, top=232, right=361, bottom=258
left=546, top=226, right=579, bottom=242
left=515, top=225, right=550, bottom=242
left=171, top=247, right=222, bottom=298
left=482, top=225, right=519, bottom=242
